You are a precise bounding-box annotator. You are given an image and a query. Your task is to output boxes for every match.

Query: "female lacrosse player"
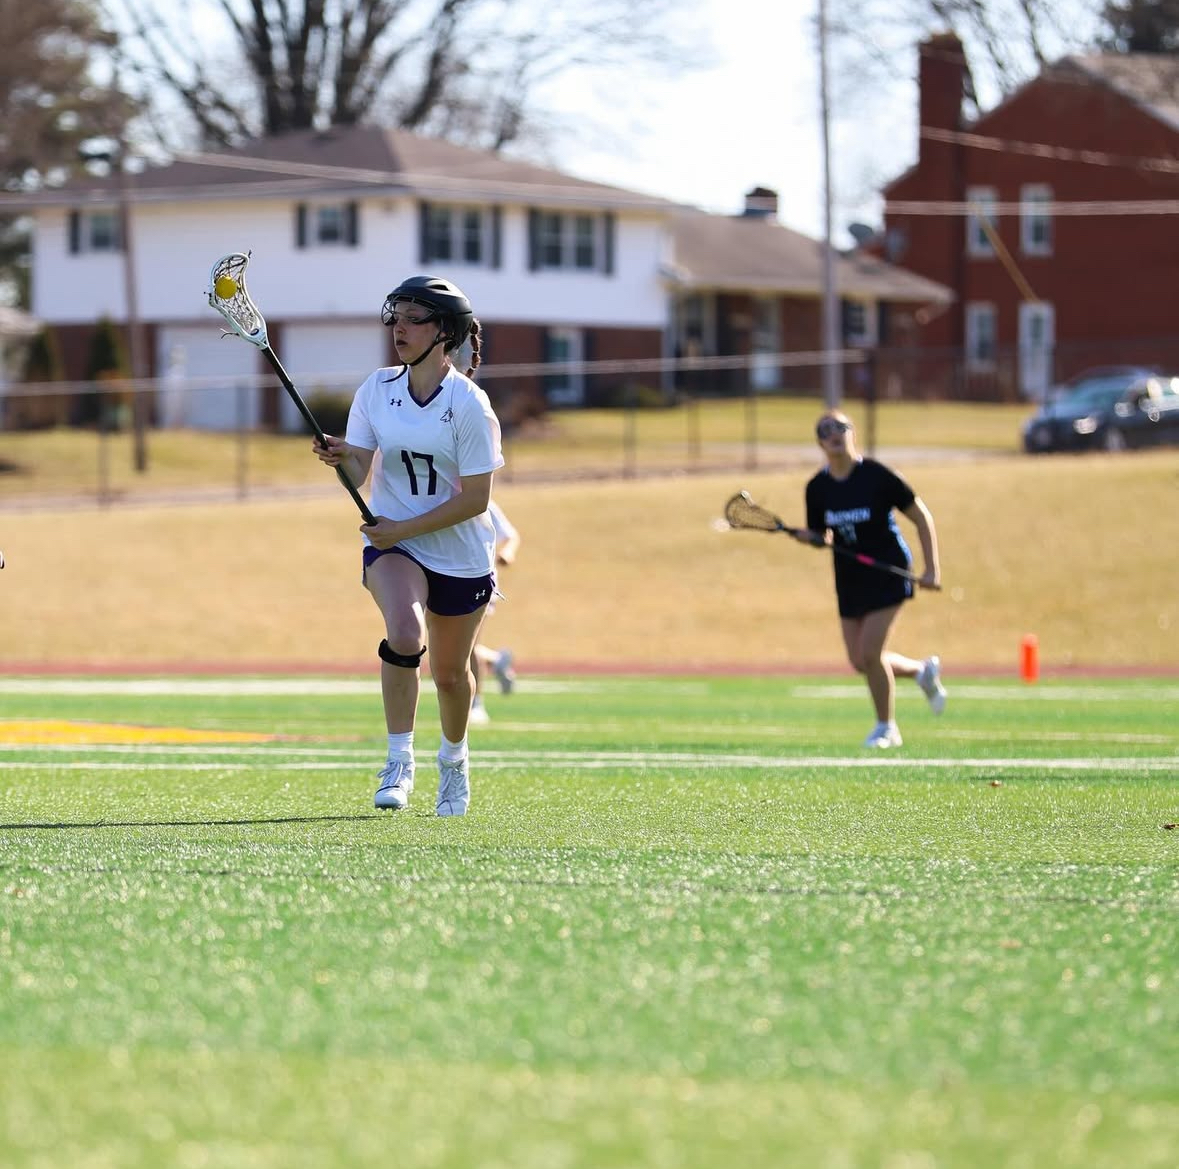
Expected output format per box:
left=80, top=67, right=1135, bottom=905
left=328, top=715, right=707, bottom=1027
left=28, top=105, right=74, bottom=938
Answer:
left=468, top=498, right=520, bottom=725
left=313, top=275, right=503, bottom=815
left=794, top=409, right=946, bottom=748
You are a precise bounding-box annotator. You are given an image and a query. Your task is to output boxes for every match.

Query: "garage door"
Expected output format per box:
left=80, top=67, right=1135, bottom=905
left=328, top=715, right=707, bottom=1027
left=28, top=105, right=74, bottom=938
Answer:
left=157, top=326, right=262, bottom=430
left=278, top=324, right=387, bottom=433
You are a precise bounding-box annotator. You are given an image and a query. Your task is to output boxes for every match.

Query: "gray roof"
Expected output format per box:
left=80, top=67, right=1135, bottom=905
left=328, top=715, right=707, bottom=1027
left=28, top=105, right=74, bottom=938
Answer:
left=7, top=124, right=678, bottom=212
left=1055, top=53, right=1179, bottom=134
left=668, top=210, right=953, bottom=303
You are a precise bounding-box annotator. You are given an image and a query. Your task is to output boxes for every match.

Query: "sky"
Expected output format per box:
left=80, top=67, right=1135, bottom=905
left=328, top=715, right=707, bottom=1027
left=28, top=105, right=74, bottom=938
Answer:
left=537, top=0, right=916, bottom=245
left=134, top=0, right=1103, bottom=247
left=533, top=0, right=1104, bottom=245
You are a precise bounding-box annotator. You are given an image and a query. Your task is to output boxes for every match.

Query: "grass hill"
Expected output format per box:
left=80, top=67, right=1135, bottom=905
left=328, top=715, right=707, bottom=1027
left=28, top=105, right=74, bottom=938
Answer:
left=1, top=425, right=1175, bottom=673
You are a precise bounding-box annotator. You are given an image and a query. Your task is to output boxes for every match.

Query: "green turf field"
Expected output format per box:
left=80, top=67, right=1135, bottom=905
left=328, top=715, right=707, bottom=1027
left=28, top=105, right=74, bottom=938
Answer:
left=2, top=675, right=1176, bottom=1168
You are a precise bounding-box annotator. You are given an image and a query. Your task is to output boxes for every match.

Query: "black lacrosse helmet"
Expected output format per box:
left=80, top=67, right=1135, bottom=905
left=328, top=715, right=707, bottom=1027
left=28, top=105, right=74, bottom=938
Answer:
left=381, top=275, right=473, bottom=349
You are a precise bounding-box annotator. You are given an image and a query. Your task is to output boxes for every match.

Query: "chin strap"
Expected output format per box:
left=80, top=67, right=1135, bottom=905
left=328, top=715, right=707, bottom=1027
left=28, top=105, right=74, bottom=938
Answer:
left=407, top=328, right=448, bottom=367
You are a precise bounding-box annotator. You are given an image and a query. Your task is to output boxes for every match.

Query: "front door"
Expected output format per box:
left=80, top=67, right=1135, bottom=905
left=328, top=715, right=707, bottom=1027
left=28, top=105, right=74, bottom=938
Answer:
left=1018, top=302, right=1055, bottom=401
left=750, top=297, right=780, bottom=391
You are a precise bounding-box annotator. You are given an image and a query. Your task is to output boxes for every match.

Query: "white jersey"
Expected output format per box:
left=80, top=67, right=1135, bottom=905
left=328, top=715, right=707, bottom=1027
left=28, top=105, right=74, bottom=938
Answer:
left=345, top=364, right=505, bottom=577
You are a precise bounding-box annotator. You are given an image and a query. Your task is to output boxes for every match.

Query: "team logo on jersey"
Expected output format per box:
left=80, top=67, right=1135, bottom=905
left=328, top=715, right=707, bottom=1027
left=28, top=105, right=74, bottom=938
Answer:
left=440, top=406, right=454, bottom=423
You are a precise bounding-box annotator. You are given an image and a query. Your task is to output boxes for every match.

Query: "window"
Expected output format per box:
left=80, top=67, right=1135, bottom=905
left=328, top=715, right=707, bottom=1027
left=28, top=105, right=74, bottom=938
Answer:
left=419, top=203, right=500, bottom=267
left=966, top=186, right=998, bottom=257
left=315, top=204, right=346, bottom=244
left=295, top=201, right=359, bottom=248
left=1020, top=185, right=1052, bottom=256
left=528, top=210, right=615, bottom=273
left=965, top=302, right=997, bottom=370
left=68, top=209, right=122, bottom=253
left=842, top=299, right=877, bottom=347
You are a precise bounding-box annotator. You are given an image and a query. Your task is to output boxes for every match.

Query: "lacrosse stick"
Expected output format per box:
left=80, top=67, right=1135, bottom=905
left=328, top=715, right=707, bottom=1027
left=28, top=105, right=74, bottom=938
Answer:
left=723, top=491, right=937, bottom=588
left=206, top=252, right=376, bottom=523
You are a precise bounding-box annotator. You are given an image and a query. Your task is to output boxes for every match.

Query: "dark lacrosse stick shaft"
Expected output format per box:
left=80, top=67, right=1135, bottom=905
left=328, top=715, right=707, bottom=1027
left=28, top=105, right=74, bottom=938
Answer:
left=261, top=346, right=376, bottom=524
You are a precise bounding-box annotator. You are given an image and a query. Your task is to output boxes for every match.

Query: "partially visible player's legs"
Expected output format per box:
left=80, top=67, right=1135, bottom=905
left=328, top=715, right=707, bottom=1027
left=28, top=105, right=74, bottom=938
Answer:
left=469, top=646, right=490, bottom=724
left=884, top=650, right=925, bottom=681
left=365, top=553, right=430, bottom=808
left=841, top=606, right=904, bottom=747
left=885, top=649, right=947, bottom=714
left=474, top=641, right=515, bottom=694
left=425, top=606, right=487, bottom=816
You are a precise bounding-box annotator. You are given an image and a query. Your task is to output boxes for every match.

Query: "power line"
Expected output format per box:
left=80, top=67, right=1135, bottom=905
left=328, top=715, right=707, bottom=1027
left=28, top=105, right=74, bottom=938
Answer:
left=887, top=198, right=1179, bottom=216
left=919, top=124, right=1179, bottom=175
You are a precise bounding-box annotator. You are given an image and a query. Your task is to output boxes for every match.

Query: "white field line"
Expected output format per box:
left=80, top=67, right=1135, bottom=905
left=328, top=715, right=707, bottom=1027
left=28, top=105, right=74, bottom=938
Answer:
left=0, top=750, right=1174, bottom=773
left=0, top=677, right=1175, bottom=701
left=792, top=684, right=1179, bottom=702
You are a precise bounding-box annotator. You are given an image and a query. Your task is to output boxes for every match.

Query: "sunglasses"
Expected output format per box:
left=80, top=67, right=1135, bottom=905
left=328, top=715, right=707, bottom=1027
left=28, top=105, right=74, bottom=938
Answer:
left=816, top=419, right=851, bottom=440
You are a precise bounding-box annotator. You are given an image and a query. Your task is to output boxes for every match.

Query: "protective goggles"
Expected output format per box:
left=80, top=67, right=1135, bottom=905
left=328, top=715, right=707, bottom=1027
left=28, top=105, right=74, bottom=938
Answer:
left=816, top=419, right=852, bottom=440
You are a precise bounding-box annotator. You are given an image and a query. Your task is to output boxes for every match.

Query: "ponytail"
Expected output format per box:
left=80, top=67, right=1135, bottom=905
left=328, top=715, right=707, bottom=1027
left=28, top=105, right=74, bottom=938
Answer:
left=464, top=317, right=482, bottom=378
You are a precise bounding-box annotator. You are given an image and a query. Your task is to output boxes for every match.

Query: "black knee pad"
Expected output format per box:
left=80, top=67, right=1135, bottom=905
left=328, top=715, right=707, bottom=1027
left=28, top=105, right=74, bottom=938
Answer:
left=378, top=639, right=427, bottom=668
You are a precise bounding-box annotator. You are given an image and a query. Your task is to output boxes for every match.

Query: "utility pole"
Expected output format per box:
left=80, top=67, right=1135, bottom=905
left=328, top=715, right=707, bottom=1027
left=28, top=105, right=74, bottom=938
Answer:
left=818, top=0, right=842, bottom=408
left=116, top=138, right=149, bottom=473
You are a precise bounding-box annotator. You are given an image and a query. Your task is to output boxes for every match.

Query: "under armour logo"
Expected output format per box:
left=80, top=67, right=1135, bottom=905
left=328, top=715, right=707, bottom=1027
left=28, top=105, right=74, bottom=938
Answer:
left=474, top=588, right=488, bottom=600
left=390, top=397, right=402, bottom=406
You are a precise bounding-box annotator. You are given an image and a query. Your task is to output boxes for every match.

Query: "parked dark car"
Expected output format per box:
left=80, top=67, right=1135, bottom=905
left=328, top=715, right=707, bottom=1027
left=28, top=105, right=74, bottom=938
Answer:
left=1021, top=368, right=1179, bottom=453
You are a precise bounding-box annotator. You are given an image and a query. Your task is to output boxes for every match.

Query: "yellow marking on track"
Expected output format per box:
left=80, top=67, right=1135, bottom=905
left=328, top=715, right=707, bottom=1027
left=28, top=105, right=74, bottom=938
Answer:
left=0, top=720, right=275, bottom=745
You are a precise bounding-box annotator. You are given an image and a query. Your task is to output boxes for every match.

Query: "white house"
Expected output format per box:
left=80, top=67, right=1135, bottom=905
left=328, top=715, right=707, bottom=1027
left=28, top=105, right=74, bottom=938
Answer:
left=2, top=125, right=950, bottom=428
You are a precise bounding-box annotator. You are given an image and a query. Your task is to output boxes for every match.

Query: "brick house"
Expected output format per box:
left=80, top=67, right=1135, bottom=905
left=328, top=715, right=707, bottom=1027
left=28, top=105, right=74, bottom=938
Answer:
left=881, top=33, right=1179, bottom=400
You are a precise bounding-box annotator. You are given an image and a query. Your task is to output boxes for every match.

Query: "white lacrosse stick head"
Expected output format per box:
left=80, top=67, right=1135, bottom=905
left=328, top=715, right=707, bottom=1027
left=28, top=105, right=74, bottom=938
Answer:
left=207, top=251, right=269, bottom=349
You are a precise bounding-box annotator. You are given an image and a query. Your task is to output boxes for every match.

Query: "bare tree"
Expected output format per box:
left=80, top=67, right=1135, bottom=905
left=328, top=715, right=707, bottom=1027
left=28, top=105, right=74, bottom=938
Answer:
left=0, top=0, right=133, bottom=189
left=101, top=0, right=699, bottom=155
left=1099, top=0, right=1179, bottom=51
left=0, top=0, right=136, bottom=305
left=825, top=0, right=1101, bottom=110
left=816, top=0, right=1104, bottom=237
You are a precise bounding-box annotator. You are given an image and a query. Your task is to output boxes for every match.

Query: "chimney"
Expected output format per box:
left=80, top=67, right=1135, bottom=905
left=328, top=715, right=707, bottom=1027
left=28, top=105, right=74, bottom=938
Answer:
left=741, top=187, right=779, bottom=219
left=918, top=32, right=971, bottom=146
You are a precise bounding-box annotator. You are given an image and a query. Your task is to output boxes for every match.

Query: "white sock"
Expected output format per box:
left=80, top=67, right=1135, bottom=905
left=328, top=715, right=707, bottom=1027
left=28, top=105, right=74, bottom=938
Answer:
left=440, top=733, right=467, bottom=763
left=387, top=731, right=414, bottom=762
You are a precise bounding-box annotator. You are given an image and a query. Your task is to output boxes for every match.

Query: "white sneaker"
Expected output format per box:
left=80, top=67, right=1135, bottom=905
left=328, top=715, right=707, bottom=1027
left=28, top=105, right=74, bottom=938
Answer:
left=468, top=701, right=491, bottom=726
left=864, top=721, right=903, bottom=749
left=374, top=759, right=414, bottom=809
left=917, top=656, right=947, bottom=715
left=493, top=649, right=515, bottom=695
left=436, top=755, right=470, bottom=817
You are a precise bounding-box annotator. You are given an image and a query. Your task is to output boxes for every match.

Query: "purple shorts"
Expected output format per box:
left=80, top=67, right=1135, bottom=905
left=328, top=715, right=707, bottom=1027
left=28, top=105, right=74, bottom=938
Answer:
left=362, top=545, right=495, bottom=616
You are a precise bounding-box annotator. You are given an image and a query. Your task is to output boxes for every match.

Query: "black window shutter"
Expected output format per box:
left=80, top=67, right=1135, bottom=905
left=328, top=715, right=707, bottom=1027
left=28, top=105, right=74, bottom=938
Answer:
left=346, top=201, right=359, bottom=246
left=528, top=209, right=541, bottom=271
left=68, top=210, right=81, bottom=254
left=418, top=202, right=430, bottom=264
left=491, top=206, right=502, bottom=269
left=603, top=212, right=616, bottom=275
left=295, top=203, right=307, bottom=248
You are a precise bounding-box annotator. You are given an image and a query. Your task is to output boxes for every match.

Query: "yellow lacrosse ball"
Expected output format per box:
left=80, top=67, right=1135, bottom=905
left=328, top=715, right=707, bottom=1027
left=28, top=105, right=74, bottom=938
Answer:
left=214, top=275, right=239, bottom=299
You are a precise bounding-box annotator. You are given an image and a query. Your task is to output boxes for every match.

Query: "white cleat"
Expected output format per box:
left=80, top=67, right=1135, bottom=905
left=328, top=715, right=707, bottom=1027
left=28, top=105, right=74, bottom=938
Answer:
left=468, top=701, right=491, bottom=726
left=374, top=759, right=414, bottom=810
left=917, top=655, right=947, bottom=715
left=493, top=649, right=515, bottom=695
left=864, top=721, right=903, bottom=749
left=436, top=755, right=470, bottom=817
